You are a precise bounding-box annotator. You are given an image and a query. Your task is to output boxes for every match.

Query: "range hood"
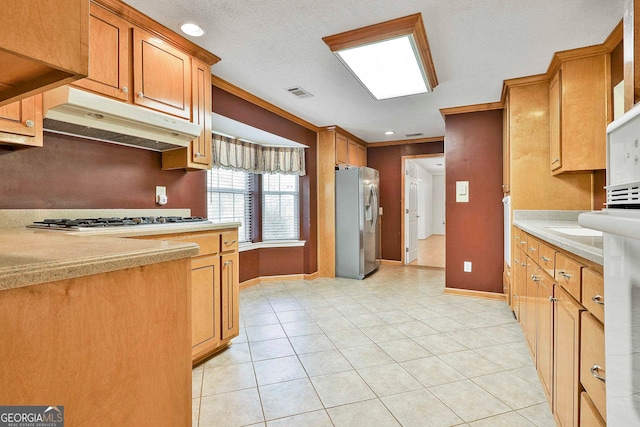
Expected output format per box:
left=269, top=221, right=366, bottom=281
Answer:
left=43, top=86, right=201, bottom=151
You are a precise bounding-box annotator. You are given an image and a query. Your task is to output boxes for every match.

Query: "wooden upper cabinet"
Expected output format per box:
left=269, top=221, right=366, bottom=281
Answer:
left=133, top=28, right=191, bottom=120
left=357, top=144, right=367, bottom=167
left=549, top=53, right=610, bottom=174
left=0, top=95, right=43, bottom=147
left=190, top=58, right=212, bottom=166
left=0, top=0, right=89, bottom=107
left=549, top=71, right=562, bottom=171
left=335, top=133, right=348, bottom=164
left=347, top=139, right=359, bottom=166
left=73, top=3, right=130, bottom=101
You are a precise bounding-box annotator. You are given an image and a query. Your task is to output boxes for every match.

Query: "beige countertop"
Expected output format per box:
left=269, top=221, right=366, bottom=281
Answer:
left=0, top=221, right=240, bottom=291
left=513, top=210, right=603, bottom=265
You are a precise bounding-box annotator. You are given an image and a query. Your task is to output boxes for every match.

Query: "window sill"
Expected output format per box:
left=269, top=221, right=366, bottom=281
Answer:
left=238, top=240, right=306, bottom=252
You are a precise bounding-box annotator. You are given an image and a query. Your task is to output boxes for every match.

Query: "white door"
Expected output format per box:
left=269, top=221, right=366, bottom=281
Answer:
left=405, top=164, right=419, bottom=263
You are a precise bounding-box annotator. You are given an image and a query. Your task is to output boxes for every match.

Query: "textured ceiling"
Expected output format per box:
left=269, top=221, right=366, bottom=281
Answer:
left=123, top=0, right=624, bottom=143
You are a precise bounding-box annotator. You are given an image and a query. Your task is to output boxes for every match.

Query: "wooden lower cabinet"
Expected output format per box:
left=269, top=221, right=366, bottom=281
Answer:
left=191, top=255, right=221, bottom=358
left=134, top=228, right=240, bottom=363
left=580, top=392, right=606, bottom=427
left=537, top=275, right=554, bottom=404
left=513, top=227, right=606, bottom=426
left=554, top=283, right=585, bottom=427
left=221, top=251, right=240, bottom=340
left=0, top=259, right=192, bottom=426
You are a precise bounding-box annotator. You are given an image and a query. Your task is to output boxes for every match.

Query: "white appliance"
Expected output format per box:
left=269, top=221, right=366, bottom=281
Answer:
left=335, top=166, right=381, bottom=279
left=579, top=102, right=640, bottom=426
left=42, top=86, right=201, bottom=151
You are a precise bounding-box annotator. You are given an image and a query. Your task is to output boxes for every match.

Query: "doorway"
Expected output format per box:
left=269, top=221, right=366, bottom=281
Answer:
left=402, top=155, right=445, bottom=268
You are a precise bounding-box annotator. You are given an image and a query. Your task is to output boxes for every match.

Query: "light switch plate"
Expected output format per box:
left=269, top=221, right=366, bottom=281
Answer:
left=456, top=181, right=469, bottom=203
left=464, top=261, right=472, bottom=272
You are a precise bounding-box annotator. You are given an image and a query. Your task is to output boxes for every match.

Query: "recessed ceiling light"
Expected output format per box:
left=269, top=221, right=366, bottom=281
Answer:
left=384, top=131, right=395, bottom=135
left=180, top=22, right=205, bottom=37
left=323, top=14, right=438, bottom=101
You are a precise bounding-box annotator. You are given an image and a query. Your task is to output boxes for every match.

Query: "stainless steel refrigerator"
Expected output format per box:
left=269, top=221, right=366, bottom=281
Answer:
left=335, top=166, right=381, bottom=279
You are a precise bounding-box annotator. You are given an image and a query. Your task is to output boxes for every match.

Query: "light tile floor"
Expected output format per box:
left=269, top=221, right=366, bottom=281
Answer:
left=192, top=266, right=556, bottom=427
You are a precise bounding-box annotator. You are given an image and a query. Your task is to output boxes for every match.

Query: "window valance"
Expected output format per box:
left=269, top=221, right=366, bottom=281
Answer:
left=212, top=133, right=306, bottom=176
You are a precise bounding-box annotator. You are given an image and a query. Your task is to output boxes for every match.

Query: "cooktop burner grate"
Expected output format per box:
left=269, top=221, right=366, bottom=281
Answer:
left=30, top=216, right=208, bottom=229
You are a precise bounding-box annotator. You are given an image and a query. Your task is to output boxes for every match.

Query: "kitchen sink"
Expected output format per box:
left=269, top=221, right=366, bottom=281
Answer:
left=546, top=226, right=603, bottom=237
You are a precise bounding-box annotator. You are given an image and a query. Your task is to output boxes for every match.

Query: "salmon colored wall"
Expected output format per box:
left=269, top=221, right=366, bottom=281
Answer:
left=367, top=142, right=445, bottom=261
left=0, top=133, right=206, bottom=214
left=213, top=86, right=318, bottom=278
left=444, top=110, right=504, bottom=294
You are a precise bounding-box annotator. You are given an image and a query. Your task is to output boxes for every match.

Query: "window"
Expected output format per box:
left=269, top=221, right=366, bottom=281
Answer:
left=207, top=168, right=252, bottom=243
left=262, top=173, right=299, bottom=240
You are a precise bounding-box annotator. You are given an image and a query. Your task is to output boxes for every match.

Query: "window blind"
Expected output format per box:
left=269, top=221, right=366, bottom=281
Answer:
left=262, top=173, right=299, bottom=240
left=207, top=167, right=252, bottom=243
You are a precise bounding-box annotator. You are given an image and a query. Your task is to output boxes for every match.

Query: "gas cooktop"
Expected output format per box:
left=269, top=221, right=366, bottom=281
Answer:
left=28, top=216, right=210, bottom=230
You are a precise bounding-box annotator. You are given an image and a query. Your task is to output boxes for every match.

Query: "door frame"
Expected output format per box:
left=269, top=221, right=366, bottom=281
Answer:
left=400, top=154, right=445, bottom=265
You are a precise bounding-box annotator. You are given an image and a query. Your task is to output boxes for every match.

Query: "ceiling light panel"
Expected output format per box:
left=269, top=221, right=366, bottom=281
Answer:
left=323, top=13, right=438, bottom=101
left=337, top=36, right=427, bottom=100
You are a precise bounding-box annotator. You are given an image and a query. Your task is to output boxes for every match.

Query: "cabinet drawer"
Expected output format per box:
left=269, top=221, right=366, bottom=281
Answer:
left=580, top=312, right=606, bottom=419
left=220, top=229, right=238, bottom=253
left=538, top=242, right=556, bottom=278
left=526, top=235, right=540, bottom=263
left=555, top=252, right=583, bottom=301
left=513, top=229, right=527, bottom=251
left=138, top=231, right=220, bottom=256
left=582, top=269, right=604, bottom=324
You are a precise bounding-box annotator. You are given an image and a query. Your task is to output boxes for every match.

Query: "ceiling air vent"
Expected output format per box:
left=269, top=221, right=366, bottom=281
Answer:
left=285, top=86, right=313, bottom=98
left=405, top=132, right=424, bottom=137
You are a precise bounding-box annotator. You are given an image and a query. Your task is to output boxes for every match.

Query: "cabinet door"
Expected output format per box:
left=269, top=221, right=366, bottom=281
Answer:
left=72, top=3, right=130, bottom=101
left=348, top=139, right=359, bottom=165
left=549, top=70, right=562, bottom=171
left=357, top=144, right=367, bottom=166
left=524, top=263, right=538, bottom=356
left=190, top=58, right=212, bottom=166
left=133, top=28, right=191, bottom=120
left=580, top=312, right=606, bottom=419
left=0, top=95, right=43, bottom=147
left=580, top=392, right=605, bottom=427
left=554, top=284, right=585, bottom=427
left=537, top=276, right=553, bottom=404
left=511, top=250, right=525, bottom=318
left=335, top=133, right=348, bottom=164
left=191, top=256, right=221, bottom=359
left=221, top=252, right=239, bottom=341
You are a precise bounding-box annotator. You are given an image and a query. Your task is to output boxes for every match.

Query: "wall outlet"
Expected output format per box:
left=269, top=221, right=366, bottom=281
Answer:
left=463, top=261, right=472, bottom=272
left=156, top=186, right=167, bottom=205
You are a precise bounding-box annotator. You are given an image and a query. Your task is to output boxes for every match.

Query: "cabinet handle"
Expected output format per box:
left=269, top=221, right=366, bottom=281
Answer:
left=531, top=274, right=541, bottom=282
left=590, top=364, right=606, bottom=383
left=552, top=158, right=560, bottom=164
left=529, top=247, right=536, bottom=253
left=521, top=262, right=526, bottom=267
left=520, top=241, right=526, bottom=245
left=195, top=152, right=206, bottom=158
left=514, top=259, right=520, bottom=264
left=540, top=256, right=550, bottom=263
left=549, top=296, right=558, bottom=302
left=224, top=240, right=237, bottom=245
left=122, top=86, right=128, bottom=93
left=138, top=91, right=144, bottom=98
left=591, top=294, right=604, bottom=306
left=25, top=120, right=35, bottom=128
left=224, top=260, right=232, bottom=266
left=558, top=271, right=573, bottom=279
